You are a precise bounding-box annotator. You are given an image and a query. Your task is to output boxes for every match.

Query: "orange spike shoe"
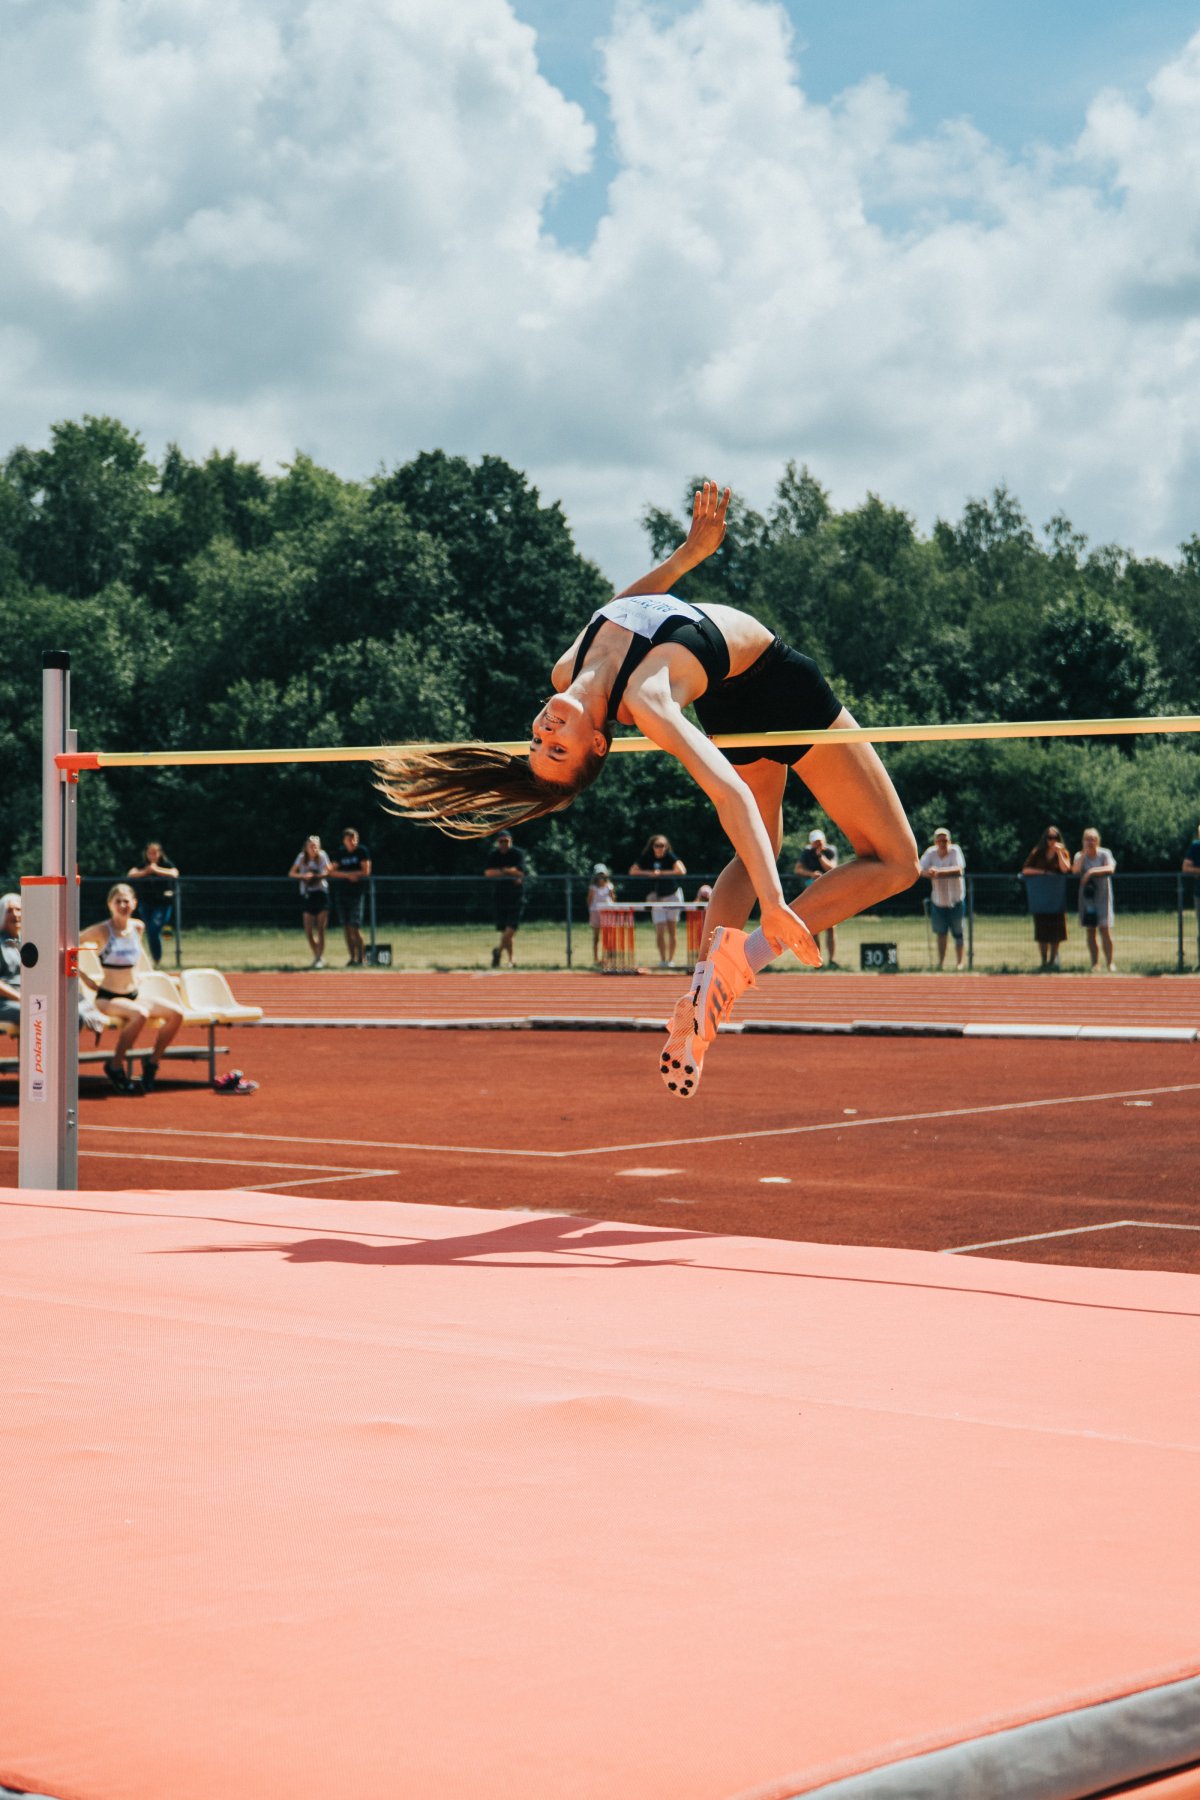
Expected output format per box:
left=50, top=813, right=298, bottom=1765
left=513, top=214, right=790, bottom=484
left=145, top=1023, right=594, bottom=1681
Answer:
left=659, top=989, right=707, bottom=1099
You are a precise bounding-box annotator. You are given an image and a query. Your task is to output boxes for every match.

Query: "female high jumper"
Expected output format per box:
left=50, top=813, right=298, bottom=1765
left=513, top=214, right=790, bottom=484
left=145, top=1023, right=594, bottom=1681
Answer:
left=379, top=482, right=919, bottom=1096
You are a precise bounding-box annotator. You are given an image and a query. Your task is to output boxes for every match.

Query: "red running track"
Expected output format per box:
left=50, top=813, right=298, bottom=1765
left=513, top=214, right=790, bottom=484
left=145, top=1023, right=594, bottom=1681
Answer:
left=5, top=1029, right=1197, bottom=1274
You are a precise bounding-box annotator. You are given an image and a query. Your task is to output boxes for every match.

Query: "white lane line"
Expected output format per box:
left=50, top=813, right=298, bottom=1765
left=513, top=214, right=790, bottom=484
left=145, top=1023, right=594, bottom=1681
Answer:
left=945, top=1219, right=1200, bottom=1254
left=579, top=1081, right=1200, bottom=1157
left=241, top=1168, right=397, bottom=1192
left=55, top=1079, right=1200, bottom=1162
left=71, top=1123, right=570, bottom=1159
left=0, top=1144, right=382, bottom=1176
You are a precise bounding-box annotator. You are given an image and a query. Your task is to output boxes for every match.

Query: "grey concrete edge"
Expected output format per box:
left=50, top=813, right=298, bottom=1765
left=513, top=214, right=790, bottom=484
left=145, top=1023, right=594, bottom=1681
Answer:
left=772, top=1672, right=1200, bottom=1800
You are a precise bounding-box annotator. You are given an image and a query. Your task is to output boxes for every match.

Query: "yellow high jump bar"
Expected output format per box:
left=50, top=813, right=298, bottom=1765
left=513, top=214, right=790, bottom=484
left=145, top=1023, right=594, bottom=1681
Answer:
left=55, top=714, right=1200, bottom=772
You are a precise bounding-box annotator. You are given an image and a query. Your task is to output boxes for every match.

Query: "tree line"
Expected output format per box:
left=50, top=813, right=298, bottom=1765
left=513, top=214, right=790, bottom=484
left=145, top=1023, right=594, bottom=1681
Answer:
left=2, top=415, right=1197, bottom=884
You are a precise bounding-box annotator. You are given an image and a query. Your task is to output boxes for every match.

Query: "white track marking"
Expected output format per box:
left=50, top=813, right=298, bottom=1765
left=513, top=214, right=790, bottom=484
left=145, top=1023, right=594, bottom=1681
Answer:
left=945, top=1219, right=1200, bottom=1253
left=69, top=1123, right=569, bottom=1159
left=574, top=1081, right=1200, bottom=1156
left=240, top=1169, right=396, bottom=1192
left=0, top=1144, right=386, bottom=1177
left=11, top=1077, right=1199, bottom=1163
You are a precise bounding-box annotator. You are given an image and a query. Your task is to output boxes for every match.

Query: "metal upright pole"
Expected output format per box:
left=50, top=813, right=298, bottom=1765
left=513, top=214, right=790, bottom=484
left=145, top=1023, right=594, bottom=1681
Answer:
left=967, top=875, right=975, bottom=972
left=63, top=723, right=79, bottom=1167
left=20, top=651, right=78, bottom=1189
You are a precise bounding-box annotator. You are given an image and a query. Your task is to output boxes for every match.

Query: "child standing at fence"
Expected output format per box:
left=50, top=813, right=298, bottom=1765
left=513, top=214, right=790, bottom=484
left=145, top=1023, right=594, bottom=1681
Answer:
left=587, top=864, right=617, bottom=963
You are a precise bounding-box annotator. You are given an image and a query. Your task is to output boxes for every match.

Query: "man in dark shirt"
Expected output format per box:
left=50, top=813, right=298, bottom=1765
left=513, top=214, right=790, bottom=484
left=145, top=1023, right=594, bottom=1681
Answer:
left=126, top=842, right=179, bottom=966
left=329, top=828, right=373, bottom=966
left=485, top=831, right=526, bottom=968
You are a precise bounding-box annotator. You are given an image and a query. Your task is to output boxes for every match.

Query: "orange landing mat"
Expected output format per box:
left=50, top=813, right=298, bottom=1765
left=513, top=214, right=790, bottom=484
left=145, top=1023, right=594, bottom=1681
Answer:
left=2, top=1188, right=1199, bottom=1800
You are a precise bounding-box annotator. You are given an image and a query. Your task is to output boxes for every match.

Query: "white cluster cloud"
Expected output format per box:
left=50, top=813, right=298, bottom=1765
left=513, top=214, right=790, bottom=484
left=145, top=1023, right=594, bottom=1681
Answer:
left=3, top=0, right=1200, bottom=579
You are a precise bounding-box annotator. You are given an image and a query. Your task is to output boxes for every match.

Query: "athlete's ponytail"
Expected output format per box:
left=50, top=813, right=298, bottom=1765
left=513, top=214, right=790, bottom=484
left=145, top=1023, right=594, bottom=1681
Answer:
left=375, top=740, right=608, bottom=840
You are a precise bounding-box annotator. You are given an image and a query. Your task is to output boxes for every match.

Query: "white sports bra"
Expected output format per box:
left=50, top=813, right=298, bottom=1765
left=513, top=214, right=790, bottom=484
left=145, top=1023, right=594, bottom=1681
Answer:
left=98, top=922, right=141, bottom=969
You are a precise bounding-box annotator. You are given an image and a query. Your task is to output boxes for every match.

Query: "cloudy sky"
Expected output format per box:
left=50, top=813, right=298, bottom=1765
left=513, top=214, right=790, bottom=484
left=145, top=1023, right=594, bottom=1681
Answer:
left=5, top=0, right=1200, bottom=582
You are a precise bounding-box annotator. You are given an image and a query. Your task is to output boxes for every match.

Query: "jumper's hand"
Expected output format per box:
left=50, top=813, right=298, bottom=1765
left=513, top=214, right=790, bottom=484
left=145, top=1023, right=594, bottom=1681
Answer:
left=761, top=902, right=823, bottom=969
left=682, top=480, right=731, bottom=568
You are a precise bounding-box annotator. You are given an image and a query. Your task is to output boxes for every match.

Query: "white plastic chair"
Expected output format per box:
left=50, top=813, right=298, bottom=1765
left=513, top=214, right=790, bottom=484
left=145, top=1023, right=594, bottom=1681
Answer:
left=178, top=968, right=264, bottom=1024
left=137, top=970, right=212, bottom=1026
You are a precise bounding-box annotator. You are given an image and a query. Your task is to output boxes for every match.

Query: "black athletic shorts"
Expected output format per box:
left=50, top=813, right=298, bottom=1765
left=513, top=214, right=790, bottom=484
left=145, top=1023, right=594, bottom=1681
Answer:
left=693, top=636, right=842, bottom=765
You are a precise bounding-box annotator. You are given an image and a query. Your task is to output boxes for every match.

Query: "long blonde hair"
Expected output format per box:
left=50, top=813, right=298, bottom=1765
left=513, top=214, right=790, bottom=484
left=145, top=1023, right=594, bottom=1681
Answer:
left=375, top=738, right=609, bottom=840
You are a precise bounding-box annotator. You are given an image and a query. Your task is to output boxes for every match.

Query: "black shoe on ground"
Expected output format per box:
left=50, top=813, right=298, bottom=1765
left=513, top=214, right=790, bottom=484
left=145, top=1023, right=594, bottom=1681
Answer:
left=140, top=1058, right=159, bottom=1091
left=104, top=1060, right=133, bottom=1094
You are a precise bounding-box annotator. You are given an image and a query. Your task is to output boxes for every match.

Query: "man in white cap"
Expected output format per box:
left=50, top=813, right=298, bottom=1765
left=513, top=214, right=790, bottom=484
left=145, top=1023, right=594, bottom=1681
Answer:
left=793, top=829, right=839, bottom=967
left=919, top=827, right=967, bottom=969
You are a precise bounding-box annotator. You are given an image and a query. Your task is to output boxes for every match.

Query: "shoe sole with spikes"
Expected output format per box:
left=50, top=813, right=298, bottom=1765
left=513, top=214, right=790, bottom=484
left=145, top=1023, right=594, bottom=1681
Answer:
left=659, top=990, right=706, bottom=1098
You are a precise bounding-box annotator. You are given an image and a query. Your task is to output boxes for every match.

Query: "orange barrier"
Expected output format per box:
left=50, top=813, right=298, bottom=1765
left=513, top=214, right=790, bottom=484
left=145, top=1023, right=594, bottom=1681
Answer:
left=599, top=902, right=708, bottom=973
left=2, top=1188, right=1199, bottom=1800
left=685, top=904, right=706, bottom=963
left=599, top=905, right=637, bottom=973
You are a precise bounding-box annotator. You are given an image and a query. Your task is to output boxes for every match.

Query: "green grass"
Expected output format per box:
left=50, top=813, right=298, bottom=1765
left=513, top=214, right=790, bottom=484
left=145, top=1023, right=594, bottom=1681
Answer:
left=161, top=911, right=1199, bottom=975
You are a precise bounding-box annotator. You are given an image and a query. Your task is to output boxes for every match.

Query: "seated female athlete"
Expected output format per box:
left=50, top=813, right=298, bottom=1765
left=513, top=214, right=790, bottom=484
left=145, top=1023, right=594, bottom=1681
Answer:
left=79, top=882, right=184, bottom=1093
left=379, top=482, right=919, bottom=1095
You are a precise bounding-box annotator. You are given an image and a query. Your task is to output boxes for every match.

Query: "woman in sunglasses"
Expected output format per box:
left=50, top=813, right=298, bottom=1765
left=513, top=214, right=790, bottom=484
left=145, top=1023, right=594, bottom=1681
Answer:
left=630, top=833, right=687, bottom=967
left=1020, top=827, right=1073, bottom=970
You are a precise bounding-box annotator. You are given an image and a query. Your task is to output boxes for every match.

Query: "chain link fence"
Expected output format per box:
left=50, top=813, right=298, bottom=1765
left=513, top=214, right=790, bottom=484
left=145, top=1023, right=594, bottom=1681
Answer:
left=22, top=870, right=1196, bottom=974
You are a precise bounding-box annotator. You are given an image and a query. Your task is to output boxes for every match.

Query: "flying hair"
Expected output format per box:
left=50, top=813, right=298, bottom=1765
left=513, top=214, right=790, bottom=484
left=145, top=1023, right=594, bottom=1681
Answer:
left=375, top=739, right=609, bottom=840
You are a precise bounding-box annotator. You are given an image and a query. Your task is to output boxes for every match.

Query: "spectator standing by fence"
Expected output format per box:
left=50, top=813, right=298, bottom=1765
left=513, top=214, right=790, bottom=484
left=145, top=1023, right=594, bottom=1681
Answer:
left=290, top=835, right=331, bottom=969
left=486, top=830, right=526, bottom=968
left=329, top=827, right=372, bottom=967
left=630, top=834, right=687, bottom=968
left=919, top=827, right=966, bottom=970
left=794, top=829, right=839, bottom=967
left=1021, top=827, right=1072, bottom=970
left=1073, top=828, right=1117, bottom=972
left=127, top=842, right=179, bottom=965
left=587, top=863, right=617, bottom=963
left=1183, top=827, right=1200, bottom=968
